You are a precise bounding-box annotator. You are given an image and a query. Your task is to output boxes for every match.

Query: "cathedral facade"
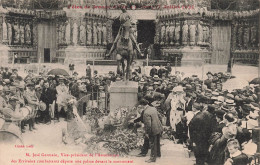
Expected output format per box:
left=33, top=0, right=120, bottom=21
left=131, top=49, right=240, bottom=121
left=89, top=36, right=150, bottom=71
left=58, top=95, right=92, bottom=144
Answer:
left=0, top=0, right=259, bottom=65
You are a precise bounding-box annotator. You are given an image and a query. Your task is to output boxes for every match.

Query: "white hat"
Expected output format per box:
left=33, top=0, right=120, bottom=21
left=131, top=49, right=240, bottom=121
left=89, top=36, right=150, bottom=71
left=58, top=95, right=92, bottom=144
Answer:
left=172, top=86, right=184, bottom=92
left=217, top=96, right=225, bottom=102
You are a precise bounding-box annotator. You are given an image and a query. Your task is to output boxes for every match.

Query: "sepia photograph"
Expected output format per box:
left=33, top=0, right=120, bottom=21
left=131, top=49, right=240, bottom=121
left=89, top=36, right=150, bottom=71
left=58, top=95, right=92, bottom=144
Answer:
left=0, top=0, right=259, bottom=164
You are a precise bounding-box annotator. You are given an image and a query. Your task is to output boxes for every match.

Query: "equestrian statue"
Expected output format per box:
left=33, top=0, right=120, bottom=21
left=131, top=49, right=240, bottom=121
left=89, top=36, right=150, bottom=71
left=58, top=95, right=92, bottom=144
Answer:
left=106, top=3, right=143, bottom=81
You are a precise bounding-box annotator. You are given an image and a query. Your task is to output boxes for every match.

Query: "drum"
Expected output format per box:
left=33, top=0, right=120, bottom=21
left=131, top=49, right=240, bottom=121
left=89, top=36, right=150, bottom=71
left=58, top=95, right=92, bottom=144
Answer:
left=20, top=106, right=33, bottom=120
left=0, top=122, right=23, bottom=145
left=38, top=102, right=46, bottom=111
left=0, top=118, right=5, bottom=129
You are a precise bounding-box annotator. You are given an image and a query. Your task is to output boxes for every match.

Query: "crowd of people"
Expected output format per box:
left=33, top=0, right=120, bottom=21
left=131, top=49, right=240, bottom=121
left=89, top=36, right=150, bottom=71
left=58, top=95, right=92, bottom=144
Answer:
left=132, top=64, right=259, bottom=164
left=0, top=64, right=259, bottom=165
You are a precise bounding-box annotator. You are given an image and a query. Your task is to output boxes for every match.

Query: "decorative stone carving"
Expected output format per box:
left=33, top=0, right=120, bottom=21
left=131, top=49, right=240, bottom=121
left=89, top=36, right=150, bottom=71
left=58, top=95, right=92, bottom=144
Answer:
left=250, top=23, right=257, bottom=47
left=72, top=22, right=78, bottom=45
left=154, top=20, right=160, bottom=44
left=20, top=24, right=24, bottom=44
left=165, top=22, right=170, bottom=45
left=2, top=19, right=8, bottom=41
left=182, top=20, right=188, bottom=45
left=160, top=23, right=165, bottom=45
left=174, top=22, right=180, bottom=45
left=65, top=21, right=71, bottom=45
left=7, top=23, right=12, bottom=45
left=197, top=21, right=203, bottom=45
left=107, top=19, right=113, bottom=44
left=205, top=26, right=210, bottom=43
left=203, top=25, right=209, bottom=43
left=189, top=21, right=196, bottom=45
left=86, top=21, right=92, bottom=45
left=59, top=24, right=65, bottom=45
left=102, top=23, right=107, bottom=45
left=97, top=22, right=102, bottom=45
left=25, top=24, right=31, bottom=44
left=237, top=22, right=243, bottom=48
left=169, top=21, right=175, bottom=45
left=13, top=24, right=20, bottom=44
left=243, top=22, right=249, bottom=48
left=93, top=22, right=98, bottom=45
left=79, top=23, right=86, bottom=45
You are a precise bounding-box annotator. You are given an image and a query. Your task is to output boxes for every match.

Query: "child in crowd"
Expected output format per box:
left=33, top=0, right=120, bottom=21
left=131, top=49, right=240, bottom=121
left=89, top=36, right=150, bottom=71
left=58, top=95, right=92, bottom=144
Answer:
left=224, top=139, right=248, bottom=165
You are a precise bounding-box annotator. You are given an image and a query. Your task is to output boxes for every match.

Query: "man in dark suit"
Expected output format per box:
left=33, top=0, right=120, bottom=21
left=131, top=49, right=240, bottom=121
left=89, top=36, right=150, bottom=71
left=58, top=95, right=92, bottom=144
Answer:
left=189, top=102, right=214, bottom=165
left=141, top=99, right=163, bottom=163
left=157, top=65, right=166, bottom=78
left=40, top=81, right=53, bottom=124
left=149, top=65, right=157, bottom=77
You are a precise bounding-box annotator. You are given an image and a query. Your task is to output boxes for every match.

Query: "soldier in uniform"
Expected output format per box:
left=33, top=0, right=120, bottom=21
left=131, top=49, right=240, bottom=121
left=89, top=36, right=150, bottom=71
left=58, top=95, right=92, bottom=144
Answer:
left=24, top=82, right=39, bottom=131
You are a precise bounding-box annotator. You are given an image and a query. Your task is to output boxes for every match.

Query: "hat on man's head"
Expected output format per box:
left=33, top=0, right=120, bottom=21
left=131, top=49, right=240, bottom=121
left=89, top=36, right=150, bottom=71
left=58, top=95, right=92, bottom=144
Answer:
left=226, top=99, right=235, bottom=106
left=9, top=96, right=19, bottom=102
left=226, top=93, right=234, bottom=99
left=27, top=81, right=35, bottom=87
left=138, top=98, right=149, bottom=106
left=172, top=86, right=184, bottom=92
left=4, top=79, right=10, bottom=84
left=193, top=102, right=202, bottom=111
left=206, top=72, right=213, bottom=76
left=215, top=109, right=226, bottom=119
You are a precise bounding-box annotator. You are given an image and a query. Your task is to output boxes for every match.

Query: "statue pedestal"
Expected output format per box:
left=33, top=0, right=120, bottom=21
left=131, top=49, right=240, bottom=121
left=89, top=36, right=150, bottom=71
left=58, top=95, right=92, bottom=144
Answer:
left=0, top=44, right=10, bottom=66
left=109, top=81, right=138, bottom=113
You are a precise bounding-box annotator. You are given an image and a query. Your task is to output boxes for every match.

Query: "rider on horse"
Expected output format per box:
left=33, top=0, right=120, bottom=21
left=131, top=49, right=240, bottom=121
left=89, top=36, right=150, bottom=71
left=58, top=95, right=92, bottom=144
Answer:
left=106, top=3, right=142, bottom=58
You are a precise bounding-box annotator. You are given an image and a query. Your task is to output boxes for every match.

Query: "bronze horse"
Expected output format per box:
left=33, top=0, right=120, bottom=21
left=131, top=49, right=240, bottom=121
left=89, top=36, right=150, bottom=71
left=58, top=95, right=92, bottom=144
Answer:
left=106, top=5, right=142, bottom=81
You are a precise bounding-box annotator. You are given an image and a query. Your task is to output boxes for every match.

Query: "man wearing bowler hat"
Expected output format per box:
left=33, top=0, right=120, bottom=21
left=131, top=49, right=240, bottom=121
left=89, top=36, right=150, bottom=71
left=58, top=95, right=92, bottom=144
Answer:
left=138, top=98, right=163, bottom=163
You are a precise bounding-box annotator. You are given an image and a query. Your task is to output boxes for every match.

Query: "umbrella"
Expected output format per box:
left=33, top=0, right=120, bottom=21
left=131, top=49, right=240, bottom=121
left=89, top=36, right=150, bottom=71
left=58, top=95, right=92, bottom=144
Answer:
left=47, top=68, right=69, bottom=76
left=249, top=78, right=260, bottom=84
left=222, top=78, right=249, bottom=92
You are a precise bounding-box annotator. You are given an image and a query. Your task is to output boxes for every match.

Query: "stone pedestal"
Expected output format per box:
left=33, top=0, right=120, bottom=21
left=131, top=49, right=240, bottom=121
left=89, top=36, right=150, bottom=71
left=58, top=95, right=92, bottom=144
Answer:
left=109, top=81, right=138, bottom=113
left=0, top=44, right=10, bottom=66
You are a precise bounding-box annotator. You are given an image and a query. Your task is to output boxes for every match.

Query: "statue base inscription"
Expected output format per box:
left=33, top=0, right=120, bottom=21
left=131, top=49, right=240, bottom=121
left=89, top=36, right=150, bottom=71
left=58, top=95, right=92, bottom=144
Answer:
left=109, top=81, right=138, bottom=113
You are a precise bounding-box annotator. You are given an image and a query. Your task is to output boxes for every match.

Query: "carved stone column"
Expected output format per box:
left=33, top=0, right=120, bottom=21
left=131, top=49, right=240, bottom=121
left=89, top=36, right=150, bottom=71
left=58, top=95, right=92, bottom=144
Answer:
left=25, top=23, right=32, bottom=45
left=154, top=20, right=160, bottom=44
left=243, top=22, right=249, bottom=49
left=97, top=21, right=102, bottom=45
left=20, top=22, right=25, bottom=44
left=86, top=19, right=92, bottom=45
left=7, top=22, right=12, bottom=45
left=72, top=22, right=78, bottom=45
left=174, top=21, right=180, bottom=46
left=106, top=19, right=113, bottom=44
left=2, top=17, right=8, bottom=43
left=79, top=21, right=86, bottom=45
left=93, top=20, right=98, bottom=46
left=182, top=20, right=188, bottom=45
left=189, top=20, right=196, bottom=46
left=169, top=20, right=175, bottom=45
left=102, top=21, right=107, bottom=45
left=65, top=20, right=71, bottom=45
left=197, top=21, right=203, bottom=46
left=13, top=22, right=20, bottom=44
left=160, top=22, right=165, bottom=45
